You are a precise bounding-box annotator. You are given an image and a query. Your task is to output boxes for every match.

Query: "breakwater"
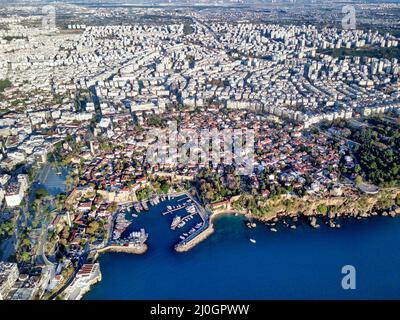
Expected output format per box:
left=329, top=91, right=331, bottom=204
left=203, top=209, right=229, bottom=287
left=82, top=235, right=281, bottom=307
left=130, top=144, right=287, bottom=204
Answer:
left=96, top=244, right=148, bottom=255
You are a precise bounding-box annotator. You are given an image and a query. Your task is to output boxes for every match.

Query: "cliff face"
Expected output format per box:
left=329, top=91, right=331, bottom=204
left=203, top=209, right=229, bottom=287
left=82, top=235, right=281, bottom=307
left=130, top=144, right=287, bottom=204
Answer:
left=252, top=187, right=400, bottom=220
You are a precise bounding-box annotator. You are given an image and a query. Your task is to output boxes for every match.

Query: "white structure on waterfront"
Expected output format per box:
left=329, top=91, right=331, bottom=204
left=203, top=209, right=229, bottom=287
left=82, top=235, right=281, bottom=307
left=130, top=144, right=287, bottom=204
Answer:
left=63, top=263, right=101, bottom=300
left=0, top=262, right=19, bottom=300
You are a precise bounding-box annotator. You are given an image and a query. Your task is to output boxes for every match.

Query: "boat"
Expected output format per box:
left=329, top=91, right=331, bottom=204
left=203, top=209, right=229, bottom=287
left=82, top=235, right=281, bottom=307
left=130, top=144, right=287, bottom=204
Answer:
left=186, top=205, right=196, bottom=214
left=133, top=202, right=142, bottom=213
left=128, top=228, right=148, bottom=244
left=178, top=221, right=186, bottom=228
left=246, top=221, right=256, bottom=228
left=249, top=238, right=256, bottom=244
left=270, top=228, right=278, bottom=232
left=132, top=214, right=138, bottom=218
left=283, top=221, right=289, bottom=227
left=142, top=201, right=149, bottom=211
left=171, top=216, right=182, bottom=230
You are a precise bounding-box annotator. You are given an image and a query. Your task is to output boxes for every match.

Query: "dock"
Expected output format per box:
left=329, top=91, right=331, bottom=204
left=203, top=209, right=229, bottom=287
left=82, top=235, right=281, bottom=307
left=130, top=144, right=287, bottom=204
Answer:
left=177, top=196, right=189, bottom=202
left=162, top=205, right=187, bottom=215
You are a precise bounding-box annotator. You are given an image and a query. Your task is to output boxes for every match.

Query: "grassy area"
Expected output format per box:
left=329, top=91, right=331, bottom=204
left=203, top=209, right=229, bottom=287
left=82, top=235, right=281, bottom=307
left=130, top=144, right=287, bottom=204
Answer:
left=0, top=79, right=12, bottom=93
left=318, top=47, right=400, bottom=60
left=3, top=36, right=27, bottom=42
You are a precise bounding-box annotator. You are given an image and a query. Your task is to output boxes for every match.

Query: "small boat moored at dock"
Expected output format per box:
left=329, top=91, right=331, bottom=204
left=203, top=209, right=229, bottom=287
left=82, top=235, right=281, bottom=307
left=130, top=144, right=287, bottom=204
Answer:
left=171, top=216, right=182, bottom=230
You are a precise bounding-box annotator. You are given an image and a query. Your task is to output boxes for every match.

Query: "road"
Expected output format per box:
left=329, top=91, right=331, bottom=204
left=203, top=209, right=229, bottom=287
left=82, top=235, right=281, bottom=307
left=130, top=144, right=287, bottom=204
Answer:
left=1, top=163, right=56, bottom=261
left=314, top=125, right=360, bottom=147
left=36, top=222, right=54, bottom=267
left=48, top=252, right=88, bottom=300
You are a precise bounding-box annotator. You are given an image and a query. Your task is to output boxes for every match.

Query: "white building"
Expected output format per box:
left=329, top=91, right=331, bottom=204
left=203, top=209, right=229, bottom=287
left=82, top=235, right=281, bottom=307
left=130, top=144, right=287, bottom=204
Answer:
left=4, top=174, right=29, bottom=208
left=0, top=262, right=19, bottom=300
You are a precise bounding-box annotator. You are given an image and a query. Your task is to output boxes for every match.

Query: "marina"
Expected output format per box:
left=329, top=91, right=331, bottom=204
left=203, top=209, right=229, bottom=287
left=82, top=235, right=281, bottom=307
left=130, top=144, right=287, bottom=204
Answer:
left=108, top=193, right=211, bottom=253
left=86, top=215, right=400, bottom=300
left=112, top=210, right=132, bottom=241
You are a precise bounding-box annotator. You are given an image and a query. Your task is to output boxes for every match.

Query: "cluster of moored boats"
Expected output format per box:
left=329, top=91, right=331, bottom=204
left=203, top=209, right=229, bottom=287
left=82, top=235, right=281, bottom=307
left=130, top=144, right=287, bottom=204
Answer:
left=170, top=204, right=198, bottom=230
left=178, top=222, right=204, bottom=240
left=132, top=201, right=149, bottom=214
left=162, top=200, right=191, bottom=216
left=113, top=210, right=132, bottom=240
left=163, top=198, right=208, bottom=243
left=131, top=195, right=170, bottom=217
left=128, top=228, right=148, bottom=245
left=112, top=228, right=149, bottom=248
left=114, top=194, right=209, bottom=246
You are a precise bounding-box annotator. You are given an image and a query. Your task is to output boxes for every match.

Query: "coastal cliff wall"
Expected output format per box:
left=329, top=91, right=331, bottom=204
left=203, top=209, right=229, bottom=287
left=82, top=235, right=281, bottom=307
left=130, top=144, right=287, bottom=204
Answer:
left=224, top=187, right=400, bottom=221
left=285, top=188, right=399, bottom=218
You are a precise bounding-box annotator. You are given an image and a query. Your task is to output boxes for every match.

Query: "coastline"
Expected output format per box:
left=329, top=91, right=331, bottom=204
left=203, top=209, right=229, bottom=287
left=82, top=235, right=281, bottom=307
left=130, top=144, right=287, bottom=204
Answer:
left=77, top=187, right=400, bottom=299
left=171, top=186, right=400, bottom=253
left=80, top=211, right=400, bottom=300
left=72, top=272, right=102, bottom=301
left=211, top=186, right=400, bottom=222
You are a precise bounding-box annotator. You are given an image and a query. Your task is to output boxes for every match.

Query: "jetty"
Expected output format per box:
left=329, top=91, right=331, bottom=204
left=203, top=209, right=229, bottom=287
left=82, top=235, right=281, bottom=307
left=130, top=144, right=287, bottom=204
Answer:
left=177, top=196, right=189, bottom=202
left=96, top=244, right=148, bottom=255
left=162, top=205, right=186, bottom=215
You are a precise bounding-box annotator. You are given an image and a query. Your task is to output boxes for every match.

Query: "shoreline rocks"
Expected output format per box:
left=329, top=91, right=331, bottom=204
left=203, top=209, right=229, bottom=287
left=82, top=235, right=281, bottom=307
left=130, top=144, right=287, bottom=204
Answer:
left=96, top=244, right=148, bottom=255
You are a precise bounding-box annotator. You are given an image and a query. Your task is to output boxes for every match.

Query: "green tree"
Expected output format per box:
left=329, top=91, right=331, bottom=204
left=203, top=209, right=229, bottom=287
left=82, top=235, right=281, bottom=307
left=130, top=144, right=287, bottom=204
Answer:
left=316, top=204, right=328, bottom=215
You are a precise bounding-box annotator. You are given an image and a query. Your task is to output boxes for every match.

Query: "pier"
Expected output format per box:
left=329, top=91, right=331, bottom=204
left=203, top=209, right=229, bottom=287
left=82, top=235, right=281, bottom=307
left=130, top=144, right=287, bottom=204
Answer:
left=96, top=244, right=148, bottom=255
left=162, top=205, right=186, bottom=216
left=174, top=193, right=212, bottom=252
left=112, top=191, right=214, bottom=253
left=177, top=196, right=189, bottom=202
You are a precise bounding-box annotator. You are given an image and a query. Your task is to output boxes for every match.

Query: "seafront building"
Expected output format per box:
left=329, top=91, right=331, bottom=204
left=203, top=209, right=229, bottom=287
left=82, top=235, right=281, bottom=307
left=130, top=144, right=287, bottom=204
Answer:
left=0, top=262, right=19, bottom=300
left=63, top=263, right=101, bottom=300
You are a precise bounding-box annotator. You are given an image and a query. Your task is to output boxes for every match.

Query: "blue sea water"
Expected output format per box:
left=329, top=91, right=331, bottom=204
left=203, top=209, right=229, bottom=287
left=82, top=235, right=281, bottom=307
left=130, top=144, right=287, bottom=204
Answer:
left=84, top=198, right=400, bottom=300
left=38, top=165, right=69, bottom=195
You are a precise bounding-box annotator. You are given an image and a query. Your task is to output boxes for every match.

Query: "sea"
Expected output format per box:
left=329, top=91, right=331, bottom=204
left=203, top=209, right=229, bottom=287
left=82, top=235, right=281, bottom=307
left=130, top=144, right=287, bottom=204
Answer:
left=83, top=195, right=400, bottom=300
